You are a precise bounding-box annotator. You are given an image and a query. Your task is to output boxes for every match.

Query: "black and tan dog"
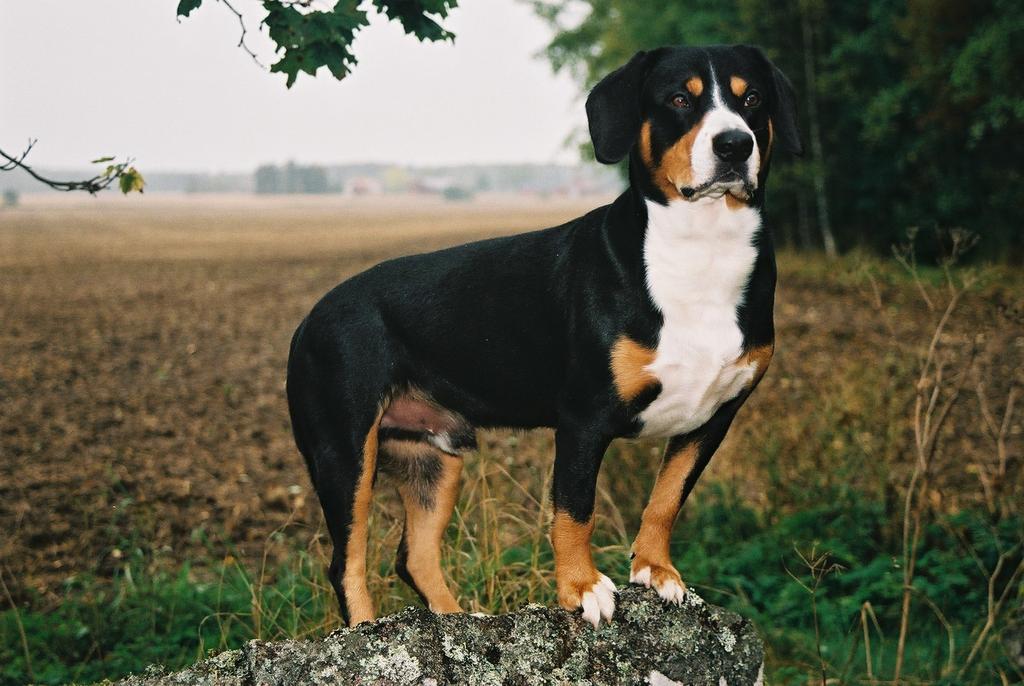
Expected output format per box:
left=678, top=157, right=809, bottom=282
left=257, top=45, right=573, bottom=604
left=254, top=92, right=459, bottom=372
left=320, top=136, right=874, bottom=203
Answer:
left=287, top=44, right=801, bottom=627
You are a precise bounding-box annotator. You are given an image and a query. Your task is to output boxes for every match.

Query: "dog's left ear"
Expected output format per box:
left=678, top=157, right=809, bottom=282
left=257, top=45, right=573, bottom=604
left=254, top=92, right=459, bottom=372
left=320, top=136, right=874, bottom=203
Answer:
left=586, top=50, right=659, bottom=164
left=742, top=46, right=803, bottom=155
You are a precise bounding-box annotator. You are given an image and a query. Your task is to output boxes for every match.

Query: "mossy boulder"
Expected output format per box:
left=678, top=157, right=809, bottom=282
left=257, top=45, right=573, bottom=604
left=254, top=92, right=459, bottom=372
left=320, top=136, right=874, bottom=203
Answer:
left=108, top=587, right=764, bottom=685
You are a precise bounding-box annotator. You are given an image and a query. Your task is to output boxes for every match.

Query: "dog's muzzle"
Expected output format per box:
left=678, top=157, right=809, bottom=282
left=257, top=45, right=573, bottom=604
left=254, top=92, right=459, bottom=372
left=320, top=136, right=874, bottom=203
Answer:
left=680, top=169, right=755, bottom=200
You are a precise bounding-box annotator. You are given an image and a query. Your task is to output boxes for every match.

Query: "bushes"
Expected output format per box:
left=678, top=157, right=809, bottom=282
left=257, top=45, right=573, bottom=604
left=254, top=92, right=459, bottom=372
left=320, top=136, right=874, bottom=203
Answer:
left=671, top=490, right=1023, bottom=682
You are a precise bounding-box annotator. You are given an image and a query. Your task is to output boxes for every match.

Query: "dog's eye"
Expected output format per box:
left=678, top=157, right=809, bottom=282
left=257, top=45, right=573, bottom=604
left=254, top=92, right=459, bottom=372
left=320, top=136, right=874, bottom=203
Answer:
left=743, top=90, right=762, bottom=108
left=670, top=94, right=690, bottom=109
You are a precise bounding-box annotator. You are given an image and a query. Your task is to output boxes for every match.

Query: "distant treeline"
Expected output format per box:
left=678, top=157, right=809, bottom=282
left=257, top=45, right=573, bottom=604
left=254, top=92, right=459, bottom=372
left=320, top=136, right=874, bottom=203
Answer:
left=1, top=163, right=620, bottom=198
left=535, top=0, right=1024, bottom=260
left=252, top=162, right=620, bottom=196
left=255, top=163, right=329, bottom=194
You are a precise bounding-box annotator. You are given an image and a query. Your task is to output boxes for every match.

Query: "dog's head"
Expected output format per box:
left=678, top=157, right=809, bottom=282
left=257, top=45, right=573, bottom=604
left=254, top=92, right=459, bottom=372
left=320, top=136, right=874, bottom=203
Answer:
left=586, top=45, right=801, bottom=205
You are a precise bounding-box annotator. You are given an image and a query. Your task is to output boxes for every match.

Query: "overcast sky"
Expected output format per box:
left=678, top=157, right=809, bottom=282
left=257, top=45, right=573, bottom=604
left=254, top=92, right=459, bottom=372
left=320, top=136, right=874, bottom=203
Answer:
left=0, top=0, right=585, bottom=172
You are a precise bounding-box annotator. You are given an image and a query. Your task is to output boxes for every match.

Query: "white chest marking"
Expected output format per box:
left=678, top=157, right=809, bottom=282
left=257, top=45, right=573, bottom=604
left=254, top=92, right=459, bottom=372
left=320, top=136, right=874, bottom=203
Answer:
left=638, top=198, right=761, bottom=438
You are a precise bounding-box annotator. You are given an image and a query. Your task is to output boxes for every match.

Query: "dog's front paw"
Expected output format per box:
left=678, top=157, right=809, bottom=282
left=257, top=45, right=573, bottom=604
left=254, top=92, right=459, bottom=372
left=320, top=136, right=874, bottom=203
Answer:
left=630, top=559, right=687, bottom=605
left=558, top=573, right=616, bottom=627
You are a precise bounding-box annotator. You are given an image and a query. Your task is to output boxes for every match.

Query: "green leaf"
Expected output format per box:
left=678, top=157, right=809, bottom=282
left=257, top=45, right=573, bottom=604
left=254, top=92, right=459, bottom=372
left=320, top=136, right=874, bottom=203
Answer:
left=372, top=0, right=457, bottom=42
left=263, top=1, right=364, bottom=87
left=118, top=168, right=145, bottom=194
left=177, top=0, right=203, bottom=18
left=91, top=156, right=115, bottom=164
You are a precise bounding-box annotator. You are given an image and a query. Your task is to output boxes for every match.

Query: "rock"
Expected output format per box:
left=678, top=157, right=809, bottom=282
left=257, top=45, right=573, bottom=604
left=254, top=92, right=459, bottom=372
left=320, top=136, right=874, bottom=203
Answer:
left=107, top=587, right=764, bottom=686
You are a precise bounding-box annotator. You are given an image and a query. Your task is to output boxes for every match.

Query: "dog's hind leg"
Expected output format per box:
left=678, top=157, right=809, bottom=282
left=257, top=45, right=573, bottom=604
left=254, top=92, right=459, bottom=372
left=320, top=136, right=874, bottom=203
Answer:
left=340, top=409, right=383, bottom=624
left=287, top=322, right=386, bottom=626
left=384, top=440, right=464, bottom=613
left=295, top=406, right=382, bottom=626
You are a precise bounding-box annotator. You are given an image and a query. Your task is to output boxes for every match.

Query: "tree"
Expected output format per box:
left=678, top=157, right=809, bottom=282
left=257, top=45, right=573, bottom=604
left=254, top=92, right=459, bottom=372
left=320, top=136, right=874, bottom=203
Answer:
left=798, top=0, right=836, bottom=257
left=0, top=0, right=458, bottom=194
left=532, top=0, right=1024, bottom=260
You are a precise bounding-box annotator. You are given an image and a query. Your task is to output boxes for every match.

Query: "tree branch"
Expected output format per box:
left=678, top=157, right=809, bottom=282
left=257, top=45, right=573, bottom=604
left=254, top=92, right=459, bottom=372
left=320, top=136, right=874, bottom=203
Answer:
left=0, top=139, right=37, bottom=172
left=177, top=0, right=265, bottom=68
left=219, top=0, right=264, bottom=68
left=0, top=140, right=144, bottom=195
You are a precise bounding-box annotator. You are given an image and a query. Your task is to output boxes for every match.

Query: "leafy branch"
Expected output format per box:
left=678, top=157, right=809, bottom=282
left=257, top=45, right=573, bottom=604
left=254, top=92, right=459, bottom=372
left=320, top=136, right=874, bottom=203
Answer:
left=0, top=140, right=145, bottom=195
left=177, top=0, right=458, bottom=88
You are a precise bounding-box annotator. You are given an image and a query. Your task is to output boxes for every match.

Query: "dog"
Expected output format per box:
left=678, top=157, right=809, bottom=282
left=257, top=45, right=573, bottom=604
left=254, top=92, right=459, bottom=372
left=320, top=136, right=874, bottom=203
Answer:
left=287, top=44, right=801, bottom=628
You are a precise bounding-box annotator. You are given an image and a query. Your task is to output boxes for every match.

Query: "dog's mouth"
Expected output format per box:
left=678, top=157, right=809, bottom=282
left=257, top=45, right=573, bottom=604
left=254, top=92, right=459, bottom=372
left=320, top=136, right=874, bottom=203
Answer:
left=679, top=170, right=755, bottom=202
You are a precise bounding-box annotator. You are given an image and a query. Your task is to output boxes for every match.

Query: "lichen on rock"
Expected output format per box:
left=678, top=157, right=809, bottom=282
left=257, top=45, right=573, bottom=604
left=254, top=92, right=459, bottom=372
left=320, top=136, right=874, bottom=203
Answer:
left=106, top=586, right=764, bottom=686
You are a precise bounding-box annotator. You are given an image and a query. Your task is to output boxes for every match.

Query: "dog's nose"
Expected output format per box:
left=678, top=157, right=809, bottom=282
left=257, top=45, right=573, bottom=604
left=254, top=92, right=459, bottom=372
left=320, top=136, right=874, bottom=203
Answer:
left=712, top=129, right=754, bottom=163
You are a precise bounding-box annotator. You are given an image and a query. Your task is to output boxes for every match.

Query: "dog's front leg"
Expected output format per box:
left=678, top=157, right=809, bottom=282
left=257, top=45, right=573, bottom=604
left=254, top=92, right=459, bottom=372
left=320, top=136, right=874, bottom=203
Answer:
left=628, top=433, right=697, bottom=605
left=630, top=396, right=747, bottom=604
left=550, top=425, right=616, bottom=627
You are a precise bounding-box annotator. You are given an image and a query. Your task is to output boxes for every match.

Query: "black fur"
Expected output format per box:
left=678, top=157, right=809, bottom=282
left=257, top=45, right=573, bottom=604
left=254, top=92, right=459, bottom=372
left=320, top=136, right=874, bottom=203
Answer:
left=377, top=443, right=444, bottom=509
left=287, top=44, right=800, bottom=619
left=394, top=529, right=428, bottom=605
left=586, top=49, right=660, bottom=164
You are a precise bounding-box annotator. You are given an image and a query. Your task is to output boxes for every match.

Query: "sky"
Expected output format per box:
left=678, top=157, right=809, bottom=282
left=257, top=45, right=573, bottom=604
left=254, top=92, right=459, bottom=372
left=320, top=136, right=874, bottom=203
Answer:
left=0, top=0, right=585, bottom=172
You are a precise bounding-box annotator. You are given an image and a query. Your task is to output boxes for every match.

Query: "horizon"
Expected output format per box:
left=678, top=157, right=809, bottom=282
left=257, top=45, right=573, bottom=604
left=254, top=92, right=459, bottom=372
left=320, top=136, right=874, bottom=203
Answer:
left=2, top=158, right=620, bottom=196
left=15, top=159, right=604, bottom=177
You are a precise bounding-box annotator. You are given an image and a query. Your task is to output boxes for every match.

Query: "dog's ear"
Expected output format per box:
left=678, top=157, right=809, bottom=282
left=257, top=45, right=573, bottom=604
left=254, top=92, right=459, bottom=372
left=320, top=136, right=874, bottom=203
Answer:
left=586, top=50, right=658, bottom=164
left=769, top=61, right=803, bottom=155
left=744, top=46, right=802, bottom=156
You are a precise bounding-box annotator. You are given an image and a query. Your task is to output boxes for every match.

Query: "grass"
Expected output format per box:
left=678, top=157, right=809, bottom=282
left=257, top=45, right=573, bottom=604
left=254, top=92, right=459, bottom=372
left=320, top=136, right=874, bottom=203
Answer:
left=1, top=552, right=329, bottom=686
left=3, top=476, right=1020, bottom=685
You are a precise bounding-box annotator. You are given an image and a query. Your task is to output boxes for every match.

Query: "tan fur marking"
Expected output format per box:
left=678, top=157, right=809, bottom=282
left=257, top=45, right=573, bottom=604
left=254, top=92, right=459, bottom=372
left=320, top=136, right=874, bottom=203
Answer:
left=742, top=343, right=775, bottom=386
left=610, top=336, right=658, bottom=402
left=653, top=120, right=703, bottom=200
left=398, top=451, right=463, bottom=614
left=551, top=510, right=600, bottom=609
left=343, top=408, right=383, bottom=625
left=725, top=193, right=747, bottom=210
left=630, top=443, right=699, bottom=586
left=638, top=114, right=706, bottom=201
left=686, top=76, right=703, bottom=97
left=730, top=75, right=748, bottom=98
left=764, top=119, right=775, bottom=167
left=639, top=120, right=654, bottom=168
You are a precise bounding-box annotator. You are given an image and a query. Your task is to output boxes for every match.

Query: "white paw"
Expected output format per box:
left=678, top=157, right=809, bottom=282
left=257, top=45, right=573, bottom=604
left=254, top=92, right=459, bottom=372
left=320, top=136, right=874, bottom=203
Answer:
left=629, top=565, right=651, bottom=586
left=629, top=565, right=686, bottom=605
left=579, top=574, right=617, bottom=628
left=655, top=577, right=686, bottom=605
